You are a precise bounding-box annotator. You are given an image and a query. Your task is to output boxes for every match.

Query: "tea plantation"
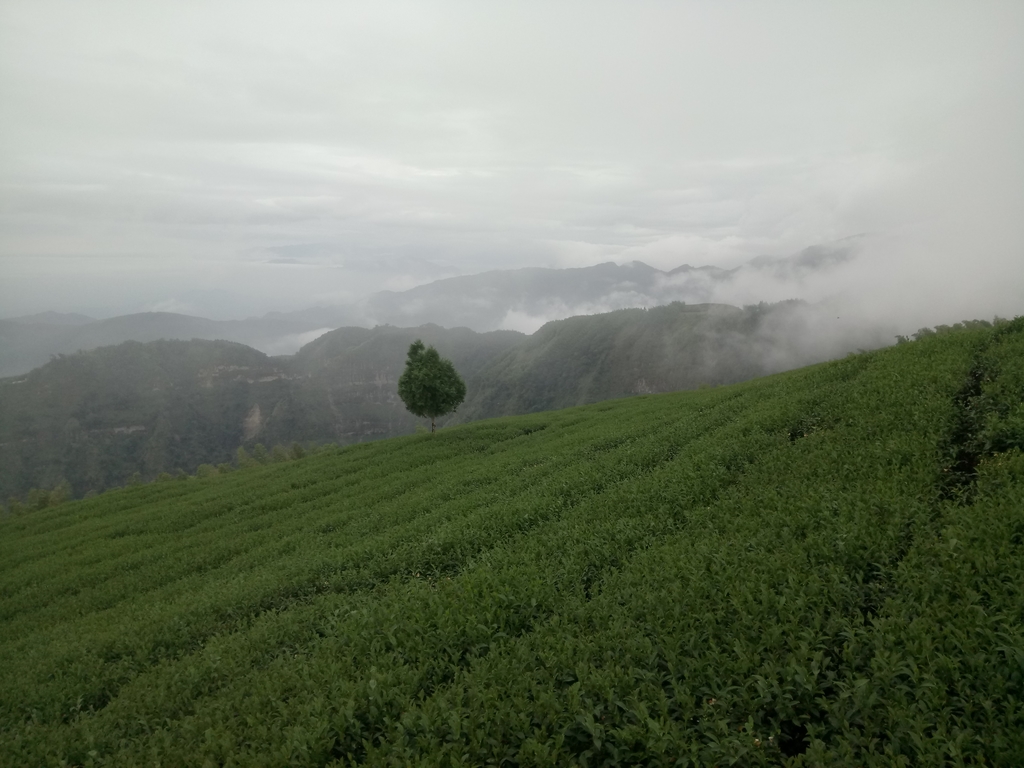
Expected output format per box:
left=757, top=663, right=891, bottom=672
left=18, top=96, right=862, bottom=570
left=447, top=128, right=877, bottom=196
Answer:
left=1, top=319, right=1022, bottom=766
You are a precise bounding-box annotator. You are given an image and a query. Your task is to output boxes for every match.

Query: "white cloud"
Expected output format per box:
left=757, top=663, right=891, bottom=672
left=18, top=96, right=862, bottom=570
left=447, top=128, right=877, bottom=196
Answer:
left=145, top=298, right=201, bottom=316
left=256, top=327, right=334, bottom=356
left=0, top=1, right=1021, bottom=325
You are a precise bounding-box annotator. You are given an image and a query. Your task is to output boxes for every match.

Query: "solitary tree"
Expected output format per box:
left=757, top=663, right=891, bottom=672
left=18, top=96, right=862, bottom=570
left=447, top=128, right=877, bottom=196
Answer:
left=397, top=340, right=466, bottom=433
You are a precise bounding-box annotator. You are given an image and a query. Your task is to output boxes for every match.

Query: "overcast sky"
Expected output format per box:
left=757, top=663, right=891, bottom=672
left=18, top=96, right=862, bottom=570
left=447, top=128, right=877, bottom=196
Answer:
left=1, top=1, right=1022, bottom=322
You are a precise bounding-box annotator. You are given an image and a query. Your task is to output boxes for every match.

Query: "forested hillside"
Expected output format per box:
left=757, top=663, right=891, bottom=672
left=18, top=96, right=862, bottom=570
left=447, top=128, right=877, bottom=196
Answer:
left=0, top=327, right=521, bottom=502
left=1, top=318, right=1022, bottom=765
left=456, top=300, right=888, bottom=420
left=0, top=301, right=892, bottom=503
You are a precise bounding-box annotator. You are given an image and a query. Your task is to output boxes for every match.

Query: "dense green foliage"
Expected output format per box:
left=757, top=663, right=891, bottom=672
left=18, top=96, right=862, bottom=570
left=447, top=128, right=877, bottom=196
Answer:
left=0, top=339, right=296, bottom=503
left=397, top=340, right=467, bottom=431
left=1, top=319, right=1022, bottom=765
left=455, top=301, right=886, bottom=420
left=0, top=326, right=520, bottom=502
left=0, top=301, right=888, bottom=501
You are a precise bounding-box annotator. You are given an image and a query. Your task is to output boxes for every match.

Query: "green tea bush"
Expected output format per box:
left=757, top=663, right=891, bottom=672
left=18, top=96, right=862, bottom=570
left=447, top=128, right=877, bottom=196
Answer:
left=1, top=320, right=1022, bottom=766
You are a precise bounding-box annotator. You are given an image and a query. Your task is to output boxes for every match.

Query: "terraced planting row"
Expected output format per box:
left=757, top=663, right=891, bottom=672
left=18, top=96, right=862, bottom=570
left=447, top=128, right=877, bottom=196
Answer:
left=1, top=319, right=1022, bottom=765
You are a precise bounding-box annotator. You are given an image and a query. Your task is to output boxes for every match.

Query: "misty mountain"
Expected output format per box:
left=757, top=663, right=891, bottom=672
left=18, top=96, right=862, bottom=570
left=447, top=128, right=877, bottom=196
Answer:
left=0, top=298, right=893, bottom=502
left=0, top=311, right=353, bottom=379
left=0, top=239, right=862, bottom=378
left=457, top=298, right=890, bottom=421
left=5, top=311, right=96, bottom=327
left=362, top=261, right=678, bottom=332
left=356, top=238, right=861, bottom=332
left=364, top=238, right=861, bottom=334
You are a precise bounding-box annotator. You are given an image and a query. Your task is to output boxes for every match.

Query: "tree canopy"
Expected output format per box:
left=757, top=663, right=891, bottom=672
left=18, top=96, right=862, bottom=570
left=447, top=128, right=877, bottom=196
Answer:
left=397, top=340, right=466, bottom=432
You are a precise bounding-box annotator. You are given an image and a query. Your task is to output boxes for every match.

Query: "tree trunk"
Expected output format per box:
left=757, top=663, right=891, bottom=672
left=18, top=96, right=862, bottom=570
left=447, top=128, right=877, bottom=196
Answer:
left=431, top=417, right=435, bottom=433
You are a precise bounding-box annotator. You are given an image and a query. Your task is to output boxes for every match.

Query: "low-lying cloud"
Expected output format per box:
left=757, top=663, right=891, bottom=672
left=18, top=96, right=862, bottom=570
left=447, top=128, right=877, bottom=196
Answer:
left=256, top=328, right=335, bottom=356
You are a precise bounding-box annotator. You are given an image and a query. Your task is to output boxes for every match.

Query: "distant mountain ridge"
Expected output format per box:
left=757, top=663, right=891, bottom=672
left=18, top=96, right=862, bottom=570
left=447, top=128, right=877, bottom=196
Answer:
left=0, top=238, right=863, bottom=377
left=4, top=311, right=96, bottom=327
left=0, top=311, right=351, bottom=379
left=360, top=238, right=861, bottom=332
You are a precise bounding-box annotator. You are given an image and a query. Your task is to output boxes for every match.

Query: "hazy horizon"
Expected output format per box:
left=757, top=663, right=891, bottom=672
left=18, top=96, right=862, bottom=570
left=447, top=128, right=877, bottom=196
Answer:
left=2, top=2, right=1023, bottom=329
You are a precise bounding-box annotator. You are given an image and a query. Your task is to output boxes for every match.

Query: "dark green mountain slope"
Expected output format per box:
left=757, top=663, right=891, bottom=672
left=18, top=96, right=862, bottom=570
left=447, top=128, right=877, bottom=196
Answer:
left=1, top=319, right=1022, bottom=765
left=458, top=300, right=889, bottom=420
left=281, top=323, right=524, bottom=442
left=0, top=339, right=293, bottom=500
left=0, top=327, right=522, bottom=501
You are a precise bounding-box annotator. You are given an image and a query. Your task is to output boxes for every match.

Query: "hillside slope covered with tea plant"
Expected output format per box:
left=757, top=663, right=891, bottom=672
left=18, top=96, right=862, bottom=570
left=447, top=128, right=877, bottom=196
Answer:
left=1, top=319, right=1022, bottom=766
